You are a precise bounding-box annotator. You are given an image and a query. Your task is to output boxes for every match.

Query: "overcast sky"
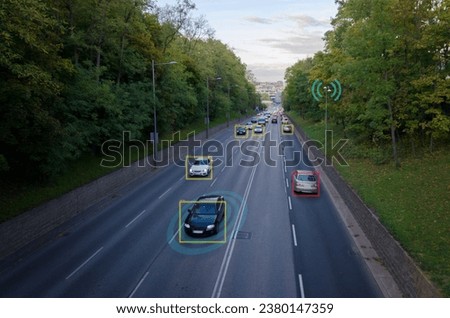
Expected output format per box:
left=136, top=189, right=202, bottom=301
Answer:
left=156, top=0, right=338, bottom=82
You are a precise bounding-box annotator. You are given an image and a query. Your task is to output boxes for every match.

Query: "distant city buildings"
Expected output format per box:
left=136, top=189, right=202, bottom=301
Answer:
left=254, top=81, right=284, bottom=105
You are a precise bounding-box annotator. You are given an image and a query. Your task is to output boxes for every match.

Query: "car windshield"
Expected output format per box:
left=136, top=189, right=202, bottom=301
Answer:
left=194, top=159, right=208, bottom=166
left=296, top=174, right=316, bottom=182
left=192, top=203, right=216, bottom=215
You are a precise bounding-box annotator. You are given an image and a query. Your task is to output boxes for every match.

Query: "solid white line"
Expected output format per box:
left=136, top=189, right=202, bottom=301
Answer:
left=178, top=175, right=185, bottom=182
left=212, top=147, right=260, bottom=298
left=125, top=210, right=147, bottom=228
left=288, top=196, right=292, bottom=210
left=158, top=187, right=172, bottom=199
left=291, top=224, right=298, bottom=247
left=210, top=178, right=218, bottom=187
left=221, top=166, right=226, bottom=173
left=129, top=271, right=149, bottom=298
left=298, top=274, right=305, bottom=298
left=66, top=247, right=103, bottom=280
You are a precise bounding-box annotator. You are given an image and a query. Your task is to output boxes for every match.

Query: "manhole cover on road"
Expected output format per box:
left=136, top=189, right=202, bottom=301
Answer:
left=235, top=231, right=252, bottom=240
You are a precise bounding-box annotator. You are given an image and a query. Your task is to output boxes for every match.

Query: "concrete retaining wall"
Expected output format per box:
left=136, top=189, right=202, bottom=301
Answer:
left=289, top=116, right=441, bottom=297
left=0, top=119, right=240, bottom=260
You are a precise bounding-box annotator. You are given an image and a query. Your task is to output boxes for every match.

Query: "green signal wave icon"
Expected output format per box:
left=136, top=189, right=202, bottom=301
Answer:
left=311, top=79, right=342, bottom=102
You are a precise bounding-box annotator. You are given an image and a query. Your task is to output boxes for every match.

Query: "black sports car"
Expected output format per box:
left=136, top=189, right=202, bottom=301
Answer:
left=184, top=195, right=225, bottom=236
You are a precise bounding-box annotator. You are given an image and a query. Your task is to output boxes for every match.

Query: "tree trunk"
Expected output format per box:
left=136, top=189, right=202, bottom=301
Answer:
left=387, top=98, right=401, bottom=168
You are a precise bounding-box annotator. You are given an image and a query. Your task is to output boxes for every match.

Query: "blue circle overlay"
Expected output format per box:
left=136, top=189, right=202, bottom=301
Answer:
left=166, top=190, right=248, bottom=255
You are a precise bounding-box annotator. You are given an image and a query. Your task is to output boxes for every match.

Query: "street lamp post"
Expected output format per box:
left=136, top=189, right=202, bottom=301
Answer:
left=151, top=59, right=176, bottom=163
left=324, top=85, right=332, bottom=132
left=206, top=76, right=221, bottom=139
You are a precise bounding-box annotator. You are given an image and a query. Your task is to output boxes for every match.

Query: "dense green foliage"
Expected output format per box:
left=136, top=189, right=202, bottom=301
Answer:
left=283, top=0, right=449, bottom=165
left=0, top=0, right=259, bottom=180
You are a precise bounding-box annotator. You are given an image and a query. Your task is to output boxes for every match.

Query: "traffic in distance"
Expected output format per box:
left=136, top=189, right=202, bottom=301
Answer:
left=0, top=106, right=382, bottom=298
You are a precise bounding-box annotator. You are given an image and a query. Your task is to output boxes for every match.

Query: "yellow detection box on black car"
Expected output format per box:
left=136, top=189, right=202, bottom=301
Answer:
left=179, top=195, right=227, bottom=244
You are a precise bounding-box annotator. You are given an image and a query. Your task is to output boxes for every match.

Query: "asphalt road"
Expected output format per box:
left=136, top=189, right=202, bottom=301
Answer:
left=0, top=119, right=381, bottom=298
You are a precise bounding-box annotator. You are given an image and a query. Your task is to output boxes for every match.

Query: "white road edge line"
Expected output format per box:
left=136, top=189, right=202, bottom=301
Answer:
left=298, top=274, right=305, bottom=298
left=288, top=196, right=292, bottom=210
left=291, top=224, right=298, bottom=247
left=158, top=187, right=172, bottom=199
left=66, top=247, right=104, bottom=280
left=129, top=271, right=149, bottom=298
left=210, top=178, right=218, bottom=187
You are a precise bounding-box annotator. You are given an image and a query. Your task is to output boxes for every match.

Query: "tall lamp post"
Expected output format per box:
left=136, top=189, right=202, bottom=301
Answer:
left=323, top=85, right=332, bottom=132
left=206, top=76, right=221, bottom=139
left=151, top=59, right=177, bottom=162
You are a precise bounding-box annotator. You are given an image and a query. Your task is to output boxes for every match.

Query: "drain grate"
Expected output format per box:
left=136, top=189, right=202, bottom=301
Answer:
left=235, top=231, right=252, bottom=240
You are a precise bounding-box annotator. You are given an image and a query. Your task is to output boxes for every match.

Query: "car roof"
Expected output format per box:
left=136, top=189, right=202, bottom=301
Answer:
left=196, top=195, right=223, bottom=202
left=296, top=170, right=315, bottom=175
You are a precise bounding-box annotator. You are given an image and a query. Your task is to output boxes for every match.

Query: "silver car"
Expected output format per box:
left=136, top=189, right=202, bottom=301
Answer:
left=254, top=125, right=263, bottom=134
left=294, top=170, right=318, bottom=193
left=189, top=157, right=211, bottom=177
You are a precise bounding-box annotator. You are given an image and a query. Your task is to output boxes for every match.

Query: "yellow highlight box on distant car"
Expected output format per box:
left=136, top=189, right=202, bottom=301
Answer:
left=281, top=124, right=294, bottom=135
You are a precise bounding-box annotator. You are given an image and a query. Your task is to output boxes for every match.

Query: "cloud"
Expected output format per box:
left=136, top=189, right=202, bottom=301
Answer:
left=243, top=16, right=274, bottom=24
left=260, top=33, right=325, bottom=55
left=286, top=14, right=330, bottom=29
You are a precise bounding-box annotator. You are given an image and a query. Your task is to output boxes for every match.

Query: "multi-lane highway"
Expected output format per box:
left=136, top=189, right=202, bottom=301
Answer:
left=0, top=117, right=381, bottom=297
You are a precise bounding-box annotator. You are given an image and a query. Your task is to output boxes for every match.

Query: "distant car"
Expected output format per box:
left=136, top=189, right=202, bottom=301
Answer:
left=294, top=170, right=318, bottom=194
left=236, top=126, right=246, bottom=135
left=283, top=124, right=292, bottom=133
left=257, top=118, right=266, bottom=126
left=272, top=116, right=278, bottom=123
left=254, top=125, right=263, bottom=133
left=281, top=117, right=289, bottom=124
left=251, top=117, right=258, bottom=123
left=189, top=157, right=211, bottom=177
left=245, top=122, right=253, bottom=130
left=184, top=195, right=225, bottom=236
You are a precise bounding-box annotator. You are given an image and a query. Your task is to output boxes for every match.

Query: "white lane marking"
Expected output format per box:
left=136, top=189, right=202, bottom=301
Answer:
left=169, top=229, right=179, bottom=244
left=298, top=274, right=305, bottom=298
left=210, top=178, right=218, bottom=187
left=291, top=224, right=298, bottom=247
left=158, top=187, right=172, bottom=199
left=129, top=271, right=149, bottom=298
left=66, top=247, right=104, bottom=280
left=284, top=161, right=287, bottom=173
left=178, top=175, right=185, bottom=182
left=286, top=177, right=289, bottom=188
left=221, top=166, right=226, bottom=173
left=125, top=210, right=147, bottom=228
left=212, top=146, right=260, bottom=298
left=288, top=196, right=292, bottom=211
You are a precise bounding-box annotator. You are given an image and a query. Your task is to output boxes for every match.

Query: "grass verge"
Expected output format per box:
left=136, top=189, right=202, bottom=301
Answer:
left=288, top=111, right=450, bottom=297
left=0, top=113, right=243, bottom=223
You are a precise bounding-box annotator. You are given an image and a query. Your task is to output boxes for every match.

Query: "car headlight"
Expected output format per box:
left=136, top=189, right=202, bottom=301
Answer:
left=206, top=224, right=215, bottom=230
left=202, top=169, right=207, bottom=173
left=184, top=223, right=190, bottom=228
